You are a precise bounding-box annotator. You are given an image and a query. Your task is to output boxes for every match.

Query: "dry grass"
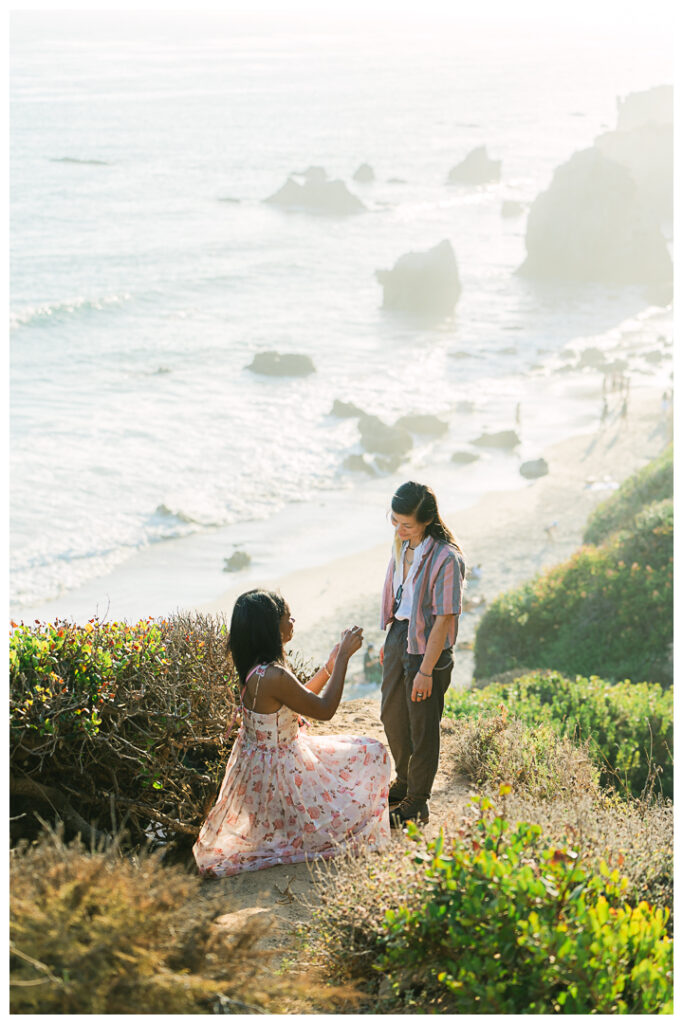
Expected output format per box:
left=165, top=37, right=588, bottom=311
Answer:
left=447, top=711, right=599, bottom=799
left=10, top=824, right=330, bottom=1014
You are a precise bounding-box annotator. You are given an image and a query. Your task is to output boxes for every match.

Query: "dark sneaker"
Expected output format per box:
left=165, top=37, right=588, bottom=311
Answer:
left=390, top=798, right=430, bottom=829
left=388, top=779, right=408, bottom=805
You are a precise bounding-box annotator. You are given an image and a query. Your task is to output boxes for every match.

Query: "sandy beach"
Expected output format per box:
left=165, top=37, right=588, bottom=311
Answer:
left=203, top=385, right=672, bottom=691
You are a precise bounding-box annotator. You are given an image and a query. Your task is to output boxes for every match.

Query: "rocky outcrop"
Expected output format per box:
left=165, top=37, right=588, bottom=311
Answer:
left=595, top=86, right=673, bottom=223
left=342, top=454, right=377, bottom=475
left=247, top=351, right=315, bottom=377
left=501, top=199, right=525, bottom=217
left=331, top=399, right=364, bottom=418
left=358, top=414, right=413, bottom=457
left=520, top=458, right=549, bottom=480
left=396, top=413, right=449, bottom=436
left=376, top=239, right=462, bottom=318
left=265, top=167, right=364, bottom=215
left=223, top=551, right=251, bottom=572
left=518, top=147, right=672, bottom=285
left=472, top=430, right=520, bottom=450
left=352, top=163, right=375, bottom=183
left=615, top=85, right=672, bottom=132
left=451, top=451, right=480, bottom=464
left=447, top=146, right=501, bottom=185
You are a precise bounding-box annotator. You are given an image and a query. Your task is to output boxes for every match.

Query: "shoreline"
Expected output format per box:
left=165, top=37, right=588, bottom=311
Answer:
left=203, top=386, right=671, bottom=693
left=11, top=384, right=671, bottom=699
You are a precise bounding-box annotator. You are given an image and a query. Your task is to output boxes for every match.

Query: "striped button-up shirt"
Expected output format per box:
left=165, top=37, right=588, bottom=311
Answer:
left=380, top=536, right=465, bottom=655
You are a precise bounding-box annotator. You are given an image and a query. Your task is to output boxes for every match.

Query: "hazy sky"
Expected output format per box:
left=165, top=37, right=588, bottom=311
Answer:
left=9, top=0, right=677, bottom=35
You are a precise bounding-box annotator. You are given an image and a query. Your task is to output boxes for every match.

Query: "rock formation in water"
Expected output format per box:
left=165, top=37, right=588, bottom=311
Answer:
left=358, top=414, right=413, bottom=457
left=223, top=551, right=251, bottom=572
left=518, top=147, right=672, bottom=285
left=331, top=399, right=364, bottom=418
left=353, top=163, right=375, bottom=183
left=472, top=430, right=520, bottom=450
left=395, top=413, right=449, bottom=436
left=451, top=450, right=480, bottom=464
left=595, top=85, right=672, bottom=223
left=447, top=146, right=501, bottom=185
left=501, top=199, right=525, bottom=217
left=246, top=351, right=316, bottom=377
left=376, top=239, right=462, bottom=317
left=264, top=166, right=365, bottom=214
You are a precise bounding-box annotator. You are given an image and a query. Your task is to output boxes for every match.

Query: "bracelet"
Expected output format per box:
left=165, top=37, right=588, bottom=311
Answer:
left=322, top=664, right=332, bottom=678
left=417, top=669, right=432, bottom=678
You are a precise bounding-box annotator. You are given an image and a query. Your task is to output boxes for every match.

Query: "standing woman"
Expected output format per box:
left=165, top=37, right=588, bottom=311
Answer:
left=379, top=481, right=465, bottom=827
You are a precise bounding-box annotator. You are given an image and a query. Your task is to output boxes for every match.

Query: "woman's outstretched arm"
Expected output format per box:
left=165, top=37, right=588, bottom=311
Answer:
left=263, top=629, right=362, bottom=720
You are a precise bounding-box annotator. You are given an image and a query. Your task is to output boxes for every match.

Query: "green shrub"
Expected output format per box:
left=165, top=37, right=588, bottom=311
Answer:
left=445, top=710, right=599, bottom=800
left=473, top=499, right=673, bottom=686
left=445, top=671, right=673, bottom=799
left=10, top=826, right=315, bottom=1014
left=486, top=789, right=673, bottom=930
left=10, top=613, right=238, bottom=847
left=310, top=798, right=672, bottom=1013
left=584, top=444, right=672, bottom=546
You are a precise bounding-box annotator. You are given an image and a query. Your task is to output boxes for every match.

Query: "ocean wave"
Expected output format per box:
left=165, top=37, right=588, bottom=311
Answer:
left=10, top=292, right=132, bottom=330
left=50, top=156, right=111, bottom=165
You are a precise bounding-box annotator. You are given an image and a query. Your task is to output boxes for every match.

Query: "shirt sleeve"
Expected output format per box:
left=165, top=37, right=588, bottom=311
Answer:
left=431, top=550, right=464, bottom=617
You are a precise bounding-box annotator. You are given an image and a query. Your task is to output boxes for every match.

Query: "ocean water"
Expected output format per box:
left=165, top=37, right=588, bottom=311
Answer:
left=9, top=11, right=673, bottom=620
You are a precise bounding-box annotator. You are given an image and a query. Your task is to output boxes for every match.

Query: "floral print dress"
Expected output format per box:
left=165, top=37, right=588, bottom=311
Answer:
left=193, top=665, right=391, bottom=878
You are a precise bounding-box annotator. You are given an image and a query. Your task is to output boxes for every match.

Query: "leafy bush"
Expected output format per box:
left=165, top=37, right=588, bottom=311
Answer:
left=10, top=613, right=238, bottom=847
left=445, top=671, right=673, bottom=799
left=485, top=789, right=673, bottom=930
left=10, top=826, right=314, bottom=1014
left=473, top=499, right=673, bottom=685
left=444, top=709, right=598, bottom=800
left=310, top=797, right=673, bottom=1013
left=583, top=443, right=672, bottom=546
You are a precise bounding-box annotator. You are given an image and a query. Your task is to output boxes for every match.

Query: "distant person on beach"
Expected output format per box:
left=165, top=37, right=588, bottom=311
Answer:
left=193, top=589, right=390, bottom=877
left=379, top=481, right=465, bottom=827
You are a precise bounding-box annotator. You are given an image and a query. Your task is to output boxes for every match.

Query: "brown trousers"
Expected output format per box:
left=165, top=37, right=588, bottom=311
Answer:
left=380, top=619, right=454, bottom=801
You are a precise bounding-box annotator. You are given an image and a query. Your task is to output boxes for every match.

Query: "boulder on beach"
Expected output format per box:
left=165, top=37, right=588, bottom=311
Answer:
left=472, top=430, right=520, bottom=450
left=520, top=458, right=549, bottom=480
left=376, top=239, right=462, bottom=318
left=264, top=167, right=365, bottom=215
left=331, top=399, right=364, bottom=418
left=451, top=450, right=480, bottom=464
left=501, top=199, right=525, bottom=217
left=247, top=351, right=316, bottom=377
left=518, top=147, right=672, bottom=285
left=447, top=146, right=501, bottom=185
left=395, top=413, right=449, bottom=436
left=358, top=414, right=413, bottom=457
left=352, top=162, right=375, bottom=183
left=223, top=551, right=251, bottom=572
left=455, top=399, right=475, bottom=413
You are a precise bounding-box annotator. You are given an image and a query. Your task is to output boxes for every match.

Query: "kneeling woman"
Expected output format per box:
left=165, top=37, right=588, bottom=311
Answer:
left=193, top=590, right=391, bottom=878
left=380, top=481, right=466, bottom=827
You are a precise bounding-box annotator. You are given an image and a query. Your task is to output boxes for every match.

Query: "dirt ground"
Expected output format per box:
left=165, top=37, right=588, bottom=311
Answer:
left=196, top=697, right=472, bottom=956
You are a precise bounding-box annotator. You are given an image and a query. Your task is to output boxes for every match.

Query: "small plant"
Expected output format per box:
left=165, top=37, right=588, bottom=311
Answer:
left=445, top=670, right=673, bottom=799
